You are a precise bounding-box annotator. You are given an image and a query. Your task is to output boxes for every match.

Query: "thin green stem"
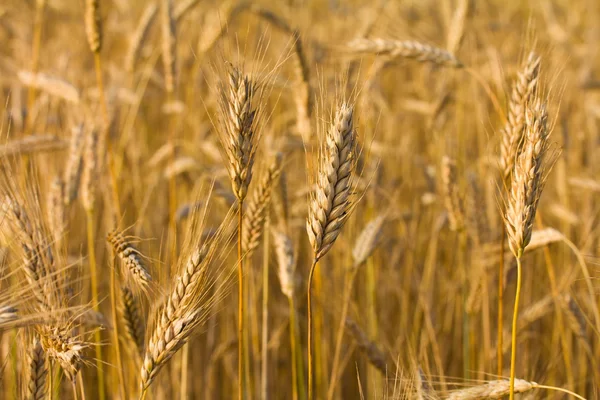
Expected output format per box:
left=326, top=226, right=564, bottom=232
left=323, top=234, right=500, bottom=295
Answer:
left=509, top=252, right=523, bottom=400
left=307, top=258, right=318, bottom=400
left=86, top=210, right=105, bottom=400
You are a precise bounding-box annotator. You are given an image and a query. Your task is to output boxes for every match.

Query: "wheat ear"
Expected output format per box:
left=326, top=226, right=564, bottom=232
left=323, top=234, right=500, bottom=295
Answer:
left=140, top=243, right=209, bottom=391
left=27, top=338, right=47, bottom=400
left=242, top=153, right=283, bottom=257
left=346, top=38, right=463, bottom=67
left=499, top=52, right=541, bottom=182
left=121, top=286, right=146, bottom=355
left=107, top=229, right=152, bottom=289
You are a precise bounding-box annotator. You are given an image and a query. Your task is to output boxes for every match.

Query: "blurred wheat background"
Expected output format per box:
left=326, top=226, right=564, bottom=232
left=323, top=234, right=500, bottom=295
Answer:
left=0, top=0, right=599, bottom=399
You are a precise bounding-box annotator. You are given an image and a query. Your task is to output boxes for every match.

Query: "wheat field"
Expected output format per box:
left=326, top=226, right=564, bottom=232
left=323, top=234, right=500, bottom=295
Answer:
left=0, top=0, right=599, bottom=399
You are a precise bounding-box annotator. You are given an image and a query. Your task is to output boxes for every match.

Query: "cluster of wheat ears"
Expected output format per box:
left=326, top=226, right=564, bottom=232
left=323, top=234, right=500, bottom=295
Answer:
left=0, top=0, right=599, bottom=399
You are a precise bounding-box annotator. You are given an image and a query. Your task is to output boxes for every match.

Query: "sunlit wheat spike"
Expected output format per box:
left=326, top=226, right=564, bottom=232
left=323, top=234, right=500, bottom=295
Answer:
left=352, top=213, right=386, bottom=268
left=218, top=67, right=259, bottom=202
left=140, top=243, right=211, bottom=390
left=121, top=286, right=145, bottom=355
left=445, top=379, right=534, bottom=399
left=272, top=230, right=295, bottom=299
left=242, top=153, right=283, bottom=257
left=64, top=124, right=85, bottom=206
left=0, top=135, right=69, bottom=158
left=441, top=156, right=464, bottom=232
left=499, top=52, right=541, bottom=182
left=107, top=229, right=152, bottom=288
left=346, top=38, right=463, bottom=67
left=125, top=3, right=159, bottom=72
left=81, top=128, right=99, bottom=212
left=161, top=0, right=177, bottom=94
left=39, top=325, right=84, bottom=381
left=27, top=338, right=47, bottom=400
left=505, top=100, right=552, bottom=257
left=85, top=0, right=102, bottom=53
left=307, top=103, right=357, bottom=260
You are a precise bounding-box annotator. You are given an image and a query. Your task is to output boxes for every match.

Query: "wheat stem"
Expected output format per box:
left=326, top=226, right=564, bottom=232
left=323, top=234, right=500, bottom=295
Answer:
left=327, top=267, right=357, bottom=400
left=86, top=210, right=105, bottom=400
left=260, top=216, right=270, bottom=400
left=238, top=202, right=245, bottom=400
left=307, top=258, right=318, bottom=400
left=497, top=223, right=505, bottom=376
left=288, top=296, right=299, bottom=400
left=509, top=252, right=522, bottom=400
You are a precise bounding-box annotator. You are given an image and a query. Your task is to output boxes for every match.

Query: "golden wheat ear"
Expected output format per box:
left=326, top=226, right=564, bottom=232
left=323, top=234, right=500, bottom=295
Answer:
left=307, top=102, right=357, bottom=261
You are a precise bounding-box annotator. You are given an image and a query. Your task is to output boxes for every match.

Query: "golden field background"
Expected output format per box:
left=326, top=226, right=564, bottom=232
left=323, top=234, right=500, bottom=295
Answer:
left=0, top=0, right=599, bottom=399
